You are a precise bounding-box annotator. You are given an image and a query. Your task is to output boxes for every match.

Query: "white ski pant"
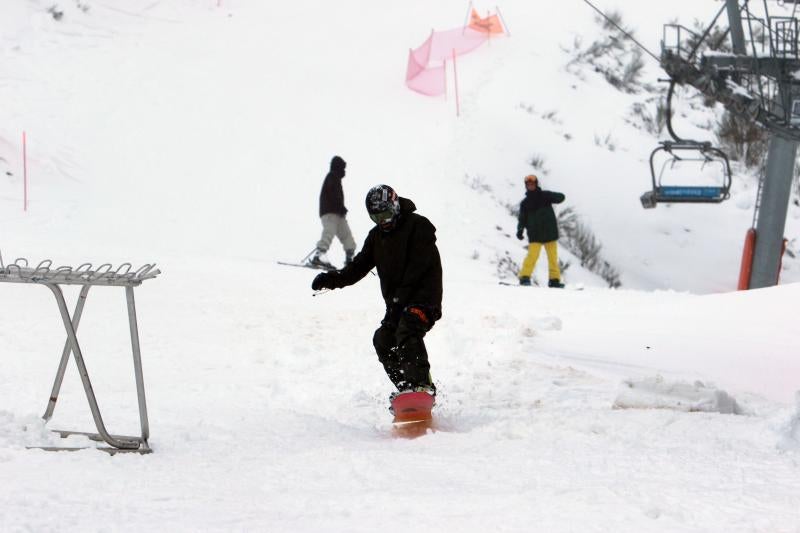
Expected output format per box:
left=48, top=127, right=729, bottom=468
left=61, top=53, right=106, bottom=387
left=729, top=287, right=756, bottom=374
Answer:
left=316, top=213, right=356, bottom=253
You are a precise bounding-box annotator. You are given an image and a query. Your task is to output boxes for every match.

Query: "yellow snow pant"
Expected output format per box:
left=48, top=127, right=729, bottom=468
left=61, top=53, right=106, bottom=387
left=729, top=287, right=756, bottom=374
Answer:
left=519, top=241, right=560, bottom=280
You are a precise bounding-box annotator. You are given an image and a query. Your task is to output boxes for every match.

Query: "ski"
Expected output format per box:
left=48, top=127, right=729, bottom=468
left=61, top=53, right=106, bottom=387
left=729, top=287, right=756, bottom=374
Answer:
left=277, top=261, right=336, bottom=272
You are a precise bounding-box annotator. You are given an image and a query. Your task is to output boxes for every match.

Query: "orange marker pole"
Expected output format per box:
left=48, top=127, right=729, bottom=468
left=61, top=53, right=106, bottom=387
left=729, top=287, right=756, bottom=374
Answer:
left=23, top=131, right=27, bottom=212
left=737, top=228, right=756, bottom=290
left=452, top=49, right=460, bottom=117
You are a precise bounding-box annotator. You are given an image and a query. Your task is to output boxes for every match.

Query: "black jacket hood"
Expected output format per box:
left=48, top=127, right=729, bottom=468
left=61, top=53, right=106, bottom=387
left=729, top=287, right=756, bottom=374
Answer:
left=398, top=197, right=416, bottom=215
left=330, top=156, right=346, bottom=179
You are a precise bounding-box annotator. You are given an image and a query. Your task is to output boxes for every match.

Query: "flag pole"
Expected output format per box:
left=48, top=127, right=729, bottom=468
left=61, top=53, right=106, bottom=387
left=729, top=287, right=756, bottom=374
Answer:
left=452, top=49, right=460, bottom=117
left=462, top=0, right=472, bottom=34
left=496, top=5, right=511, bottom=36
left=443, top=58, right=448, bottom=101
left=23, top=131, right=27, bottom=212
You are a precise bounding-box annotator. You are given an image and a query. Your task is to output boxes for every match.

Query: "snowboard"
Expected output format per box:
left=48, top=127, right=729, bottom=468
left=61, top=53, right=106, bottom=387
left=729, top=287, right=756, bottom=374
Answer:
left=391, top=391, right=435, bottom=438
left=277, top=260, right=336, bottom=272
left=499, top=280, right=539, bottom=287
left=499, top=280, right=584, bottom=291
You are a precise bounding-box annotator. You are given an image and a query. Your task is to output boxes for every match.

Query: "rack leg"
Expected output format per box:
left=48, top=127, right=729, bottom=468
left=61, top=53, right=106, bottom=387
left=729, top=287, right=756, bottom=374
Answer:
left=43, top=285, right=91, bottom=421
left=126, top=286, right=150, bottom=444
left=45, top=283, right=140, bottom=450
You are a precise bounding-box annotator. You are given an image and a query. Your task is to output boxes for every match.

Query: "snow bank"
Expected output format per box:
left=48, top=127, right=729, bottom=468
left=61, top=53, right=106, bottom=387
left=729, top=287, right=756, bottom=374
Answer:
left=613, top=375, right=743, bottom=414
left=0, top=411, right=57, bottom=449
left=777, top=392, right=800, bottom=451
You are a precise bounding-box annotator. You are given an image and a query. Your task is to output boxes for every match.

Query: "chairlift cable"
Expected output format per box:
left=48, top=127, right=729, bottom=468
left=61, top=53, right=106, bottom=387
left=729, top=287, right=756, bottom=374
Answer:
left=578, top=0, right=661, bottom=62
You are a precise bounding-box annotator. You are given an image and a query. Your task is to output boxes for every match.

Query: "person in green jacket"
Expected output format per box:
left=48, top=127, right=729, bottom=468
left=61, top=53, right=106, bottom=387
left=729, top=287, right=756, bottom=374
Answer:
left=516, top=174, right=565, bottom=287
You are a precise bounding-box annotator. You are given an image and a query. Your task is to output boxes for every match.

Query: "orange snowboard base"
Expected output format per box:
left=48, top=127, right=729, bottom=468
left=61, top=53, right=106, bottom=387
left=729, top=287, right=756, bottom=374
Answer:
left=391, top=391, right=435, bottom=438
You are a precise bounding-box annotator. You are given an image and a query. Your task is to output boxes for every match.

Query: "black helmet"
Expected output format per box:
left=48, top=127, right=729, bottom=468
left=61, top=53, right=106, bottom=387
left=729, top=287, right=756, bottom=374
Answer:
left=365, top=184, right=400, bottom=231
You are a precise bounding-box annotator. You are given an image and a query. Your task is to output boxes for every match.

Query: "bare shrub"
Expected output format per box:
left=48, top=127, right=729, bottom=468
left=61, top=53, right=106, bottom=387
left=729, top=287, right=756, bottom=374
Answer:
left=529, top=154, right=548, bottom=174
left=716, top=112, right=768, bottom=168
left=628, top=99, right=667, bottom=135
left=495, top=251, right=521, bottom=281
left=566, top=11, right=648, bottom=94
left=465, top=173, right=493, bottom=194
left=557, top=207, right=622, bottom=288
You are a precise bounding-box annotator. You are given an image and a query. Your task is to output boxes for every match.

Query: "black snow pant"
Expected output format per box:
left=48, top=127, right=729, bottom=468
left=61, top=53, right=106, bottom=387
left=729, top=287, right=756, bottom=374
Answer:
left=372, top=305, right=439, bottom=392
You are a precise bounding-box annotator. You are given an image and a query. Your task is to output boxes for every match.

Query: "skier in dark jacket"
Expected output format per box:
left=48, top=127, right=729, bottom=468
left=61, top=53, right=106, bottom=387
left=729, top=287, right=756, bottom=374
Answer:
left=311, top=184, right=442, bottom=396
left=516, top=174, right=566, bottom=287
left=310, top=155, right=356, bottom=269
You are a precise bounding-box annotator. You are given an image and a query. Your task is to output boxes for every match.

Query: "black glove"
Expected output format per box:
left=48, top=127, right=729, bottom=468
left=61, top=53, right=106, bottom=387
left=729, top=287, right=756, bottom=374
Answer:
left=516, top=229, right=524, bottom=240
left=312, top=272, right=332, bottom=291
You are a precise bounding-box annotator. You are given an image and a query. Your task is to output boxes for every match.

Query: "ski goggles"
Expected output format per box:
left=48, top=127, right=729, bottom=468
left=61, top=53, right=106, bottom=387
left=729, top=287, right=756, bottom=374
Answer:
left=369, top=209, right=396, bottom=225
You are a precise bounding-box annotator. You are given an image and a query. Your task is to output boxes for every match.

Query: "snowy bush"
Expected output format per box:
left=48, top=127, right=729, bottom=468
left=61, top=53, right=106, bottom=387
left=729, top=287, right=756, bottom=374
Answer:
left=593, top=132, right=617, bottom=152
left=47, top=5, right=64, bottom=20
left=716, top=112, right=768, bottom=168
left=627, top=98, right=667, bottom=135
left=557, top=207, right=621, bottom=288
left=0, top=156, right=12, bottom=178
left=565, top=12, right=649, bottom=94
left=528, top=153, right=548, bottom=174
left=46, top=1, right=91, bottom=21
left=465, top=173, right=493, bottom=194
left=494, top=250, right=521, bottom=280
left=687, top=20, right=733, bottom=56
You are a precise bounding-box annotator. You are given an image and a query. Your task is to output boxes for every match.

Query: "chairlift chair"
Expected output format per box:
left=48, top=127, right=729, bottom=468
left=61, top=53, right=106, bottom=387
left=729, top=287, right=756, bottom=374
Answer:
left=640, top=140, right=732, bottom=208
left=791, top=98, right=800, bottom=125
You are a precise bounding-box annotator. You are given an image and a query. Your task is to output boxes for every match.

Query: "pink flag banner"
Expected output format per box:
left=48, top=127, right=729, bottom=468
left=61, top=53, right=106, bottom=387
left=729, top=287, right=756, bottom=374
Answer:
left=406, top=56, right=446, bottom=96
left=406, top=32, right=447, bottom=96
left=429, top=27, right=488, bottom=62
left=405, top=10, right=507, bottom=98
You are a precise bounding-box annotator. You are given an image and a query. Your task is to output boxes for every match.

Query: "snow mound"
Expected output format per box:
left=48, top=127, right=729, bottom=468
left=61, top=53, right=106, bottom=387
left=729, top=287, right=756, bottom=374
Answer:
left=613, top=376, right=742, bottom=414
left=520, top=315, right=562, bottom=337
left=0, top=411, right=57, bottom=449
left=778, top=392, right=800, bottom=451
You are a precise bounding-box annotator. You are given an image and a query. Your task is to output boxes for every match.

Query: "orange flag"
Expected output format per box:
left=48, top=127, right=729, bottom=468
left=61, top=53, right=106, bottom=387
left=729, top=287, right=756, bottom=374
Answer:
left=468, top=8, right=505, bottom=34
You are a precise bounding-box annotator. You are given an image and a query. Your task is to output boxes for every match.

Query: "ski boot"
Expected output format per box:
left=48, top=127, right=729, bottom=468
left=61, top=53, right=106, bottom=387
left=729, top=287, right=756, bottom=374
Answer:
left=548, top=278, right=565, bottom=288
left=344, top=249, right=355, bottom=267
left=309, top=249, right=334, bottom=270
left=519, top=276, right=532, bottom=286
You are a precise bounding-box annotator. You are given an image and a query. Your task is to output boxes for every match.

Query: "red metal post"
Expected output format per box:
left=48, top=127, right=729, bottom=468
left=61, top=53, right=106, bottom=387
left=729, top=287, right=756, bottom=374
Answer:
left=737, top=228, right=756, bottom=290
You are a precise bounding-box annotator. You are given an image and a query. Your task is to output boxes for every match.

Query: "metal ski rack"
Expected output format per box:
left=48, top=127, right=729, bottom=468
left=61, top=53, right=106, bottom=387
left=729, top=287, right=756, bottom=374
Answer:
left=0, top=251, right=160, bottom=454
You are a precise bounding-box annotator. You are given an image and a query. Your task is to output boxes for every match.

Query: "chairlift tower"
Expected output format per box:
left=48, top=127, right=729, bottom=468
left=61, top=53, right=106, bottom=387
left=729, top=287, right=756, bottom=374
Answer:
left=658, top=0, right=800, bottom=289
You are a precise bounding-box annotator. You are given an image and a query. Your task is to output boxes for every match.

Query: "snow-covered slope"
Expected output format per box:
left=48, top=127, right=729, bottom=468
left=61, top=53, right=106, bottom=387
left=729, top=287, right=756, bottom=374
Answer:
left=1, top=2, right=799, bottom=531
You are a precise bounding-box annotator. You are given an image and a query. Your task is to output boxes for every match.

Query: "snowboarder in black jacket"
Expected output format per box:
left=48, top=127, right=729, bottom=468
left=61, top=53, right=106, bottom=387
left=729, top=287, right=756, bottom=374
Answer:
left=311, top=184, right=442, bottom=396
left=310, top=155, right=356, bottom=269
left=516, top=174, right=566, bottom=287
